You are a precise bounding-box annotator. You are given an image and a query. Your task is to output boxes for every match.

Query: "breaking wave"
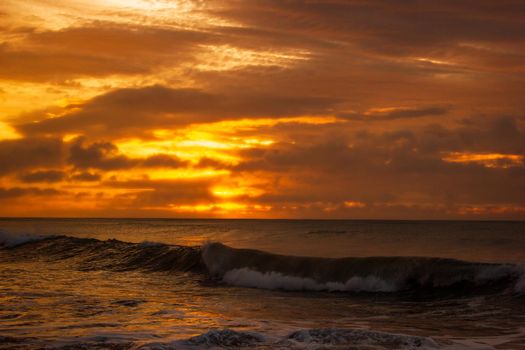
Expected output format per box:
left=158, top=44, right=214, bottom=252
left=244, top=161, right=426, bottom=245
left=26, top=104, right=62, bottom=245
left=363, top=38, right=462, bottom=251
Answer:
left=1, top=234, right=524, bottom=294
left=203, top=242, right=525, bottom=294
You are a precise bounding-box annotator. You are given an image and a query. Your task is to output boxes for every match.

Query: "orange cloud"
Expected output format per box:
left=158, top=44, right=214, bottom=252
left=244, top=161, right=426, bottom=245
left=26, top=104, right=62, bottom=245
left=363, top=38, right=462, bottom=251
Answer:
left=0, top=1, right=524, bottom=219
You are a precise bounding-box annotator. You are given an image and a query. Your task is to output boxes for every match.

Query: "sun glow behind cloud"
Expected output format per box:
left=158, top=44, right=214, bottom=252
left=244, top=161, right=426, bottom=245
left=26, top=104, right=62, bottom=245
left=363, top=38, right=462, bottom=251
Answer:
left=442, top=152, right=524, bottom=168
left=195, top=45, right=311, bottom=71
left=0, top=122, right=21, bottom=140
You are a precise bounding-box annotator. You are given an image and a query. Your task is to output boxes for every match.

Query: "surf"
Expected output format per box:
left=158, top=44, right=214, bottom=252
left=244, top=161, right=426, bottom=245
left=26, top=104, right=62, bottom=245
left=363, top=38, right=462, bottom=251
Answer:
left=1, top=233, right=524, bottom=295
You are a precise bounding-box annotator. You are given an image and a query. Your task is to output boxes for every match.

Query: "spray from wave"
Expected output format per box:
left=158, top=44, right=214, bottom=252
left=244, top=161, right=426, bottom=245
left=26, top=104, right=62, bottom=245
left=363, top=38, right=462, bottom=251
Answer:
left=1, top=233, right=524, bottom=294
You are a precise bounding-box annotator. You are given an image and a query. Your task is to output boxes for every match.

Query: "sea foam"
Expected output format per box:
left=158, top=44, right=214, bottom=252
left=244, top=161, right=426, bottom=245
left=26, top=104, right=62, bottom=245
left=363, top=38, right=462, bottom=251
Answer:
left=137, top=328, right=444, bottom=349
left=223, top=268, right=397, bottom=292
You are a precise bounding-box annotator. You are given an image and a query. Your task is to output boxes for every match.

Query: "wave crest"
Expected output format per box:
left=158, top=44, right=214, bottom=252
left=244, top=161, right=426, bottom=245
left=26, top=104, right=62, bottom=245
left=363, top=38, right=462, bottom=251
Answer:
left=203, top=242, right=524, bottom=294
left=0, top=231, right=51, bottom=248
left=0, top=234, right=202, bottom=273
left=2, top=235, right=524, bottom=294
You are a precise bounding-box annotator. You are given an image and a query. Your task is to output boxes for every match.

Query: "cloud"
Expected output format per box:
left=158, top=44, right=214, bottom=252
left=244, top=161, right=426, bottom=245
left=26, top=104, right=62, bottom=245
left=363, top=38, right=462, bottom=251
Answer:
left=0, top=45, right=147, bottom=82
left=141, top=154, right=187, bottom=168
left=104, top=178, right=214, bottom=206
left=17, top=85, right=339, bottom=138
left=340, top=106, right=449, bottom=121
left=0, top=24, right=214, bottom=82
left=18, top=170, right=66, bottom=183
left=215, top=1, right=525, bottom=58
left=0, top=186, right=62, bottom=199
left=0, top=137, right=64, bottom=175
left=68, top=137, right=134, bottom=170
left=189, top=0, right=525, bottom=114
left=1, top=1, right=525, bottom=219
left=67, top=137, right=191, bottom=170
left=234, top=116, right=525, bottom=210
left=70, top=172, right=101, bottom=182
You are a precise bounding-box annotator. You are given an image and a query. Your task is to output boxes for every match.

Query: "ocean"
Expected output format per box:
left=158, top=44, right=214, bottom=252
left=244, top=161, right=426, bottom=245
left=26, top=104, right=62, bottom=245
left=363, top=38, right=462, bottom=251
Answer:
left=0, top=218, right=524, bottom=349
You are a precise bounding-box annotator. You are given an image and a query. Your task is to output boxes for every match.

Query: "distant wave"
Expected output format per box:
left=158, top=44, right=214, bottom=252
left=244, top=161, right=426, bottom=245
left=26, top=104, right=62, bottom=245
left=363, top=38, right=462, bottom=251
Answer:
left=1, top=234, right=524, bottom=294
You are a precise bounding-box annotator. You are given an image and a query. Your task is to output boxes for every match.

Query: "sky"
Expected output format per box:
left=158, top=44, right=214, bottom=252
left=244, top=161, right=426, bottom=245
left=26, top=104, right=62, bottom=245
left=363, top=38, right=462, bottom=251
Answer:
left=0, top=0, right=524, bottom=219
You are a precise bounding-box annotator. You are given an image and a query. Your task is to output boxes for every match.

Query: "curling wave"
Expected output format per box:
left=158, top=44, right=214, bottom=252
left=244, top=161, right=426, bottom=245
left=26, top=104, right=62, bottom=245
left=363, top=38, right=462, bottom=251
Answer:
left=1, top=234, right=524, bottom=294
left=202, top=242, right=525, bottom=294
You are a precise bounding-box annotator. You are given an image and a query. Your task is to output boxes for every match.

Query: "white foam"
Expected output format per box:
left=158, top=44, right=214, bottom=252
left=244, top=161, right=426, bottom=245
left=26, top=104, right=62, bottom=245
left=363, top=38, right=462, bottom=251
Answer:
left=329, top=275, right=398, bottom=292
left=137, top=329, right=265, bottom=350
left=0, top=231, right=49, bottom=248
left=514, top=268, right=525, bottom=293
left=287, top=328, right=439, bottom=349
left=476, top=264, right=525, bottom=293
left=222, top=268, right=397, bottom=292
left=138, top=328, right=451, bottom=350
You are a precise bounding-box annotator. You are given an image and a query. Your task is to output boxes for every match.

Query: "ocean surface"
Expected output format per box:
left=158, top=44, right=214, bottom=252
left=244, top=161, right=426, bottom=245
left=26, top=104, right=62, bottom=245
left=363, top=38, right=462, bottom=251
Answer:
left=0, top=218, right=524, bottom=350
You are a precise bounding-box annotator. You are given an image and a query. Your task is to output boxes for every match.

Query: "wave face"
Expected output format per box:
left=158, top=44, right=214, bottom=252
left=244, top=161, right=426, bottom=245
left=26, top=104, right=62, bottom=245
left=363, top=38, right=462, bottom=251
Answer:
left=0, top=231, right=50, bottom=248
left=203, top=242, right=525, bottom=293
left=1, top=234, right=524, bottom=294
left=0, top=233, right=203, bottom=273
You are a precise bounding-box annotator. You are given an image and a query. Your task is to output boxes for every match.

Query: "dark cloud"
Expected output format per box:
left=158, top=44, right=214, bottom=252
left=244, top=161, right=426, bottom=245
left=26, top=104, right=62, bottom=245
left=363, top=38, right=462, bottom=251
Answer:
left=29, top=25, right=211, bottom=56
left=0, top=137, right=64, bottom=175
left=418, top=116, right=525, bottom=154
left=132, top=185, right=213, bottom=207
left=0, top=24, right=213, bottom=82
left=18, top=85, right=339, bottom=137
left=191, top=0, right=525, bottom=115
left=104, top=179, right=214, bottom=206
left=0, top=186, right=62, bottom=199
left=0, top=44, right=147, bottom=82
left=67, top=137, right=189, bottom=170
left=141, top=154, right=188, bottom=168
left=340, top=106, right=449, bottom=121
left=68, top=137, right=134, bottom=170
left=236, top=116, right=525, bottom=208
left=216, top=1, right=525, bottom=57
left=18, top=170, right=66, bottom=183
left=70, top=172, right=101, bottom=182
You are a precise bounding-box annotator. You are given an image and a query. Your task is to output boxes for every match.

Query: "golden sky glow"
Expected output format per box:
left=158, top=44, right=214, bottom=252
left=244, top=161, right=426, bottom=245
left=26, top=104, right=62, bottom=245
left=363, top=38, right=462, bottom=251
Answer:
left=442, top=152, right=524, bottom=168
left=0, top=1, right=524, bottom=219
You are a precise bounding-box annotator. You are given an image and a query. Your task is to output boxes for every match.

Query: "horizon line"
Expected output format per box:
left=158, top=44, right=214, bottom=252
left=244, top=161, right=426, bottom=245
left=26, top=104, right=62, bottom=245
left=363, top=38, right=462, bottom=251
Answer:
left=0, top=216, right=523, bottom=222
